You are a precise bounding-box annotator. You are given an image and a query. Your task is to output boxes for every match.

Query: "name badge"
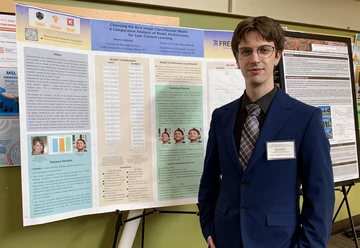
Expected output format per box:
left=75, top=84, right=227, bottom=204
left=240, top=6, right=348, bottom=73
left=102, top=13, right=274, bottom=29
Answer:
left=266, top=140, right=296, bottom=160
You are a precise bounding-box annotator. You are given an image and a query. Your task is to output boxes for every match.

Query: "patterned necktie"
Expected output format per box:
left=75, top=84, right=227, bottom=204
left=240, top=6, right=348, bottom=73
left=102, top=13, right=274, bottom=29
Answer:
left=239, top=103, right=261, bottom=171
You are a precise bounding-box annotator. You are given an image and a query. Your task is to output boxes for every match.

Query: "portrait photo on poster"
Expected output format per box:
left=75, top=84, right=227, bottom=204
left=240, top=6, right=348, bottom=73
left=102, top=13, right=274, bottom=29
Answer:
left=173, top=128, right=186, bottom=144
left=73, top=134, right=88, bottom=152
left=188, top=127, right=202, bottom=143
left=31, top=136, right=47, bottom=155
left=159, top=128, right=171, bottom=144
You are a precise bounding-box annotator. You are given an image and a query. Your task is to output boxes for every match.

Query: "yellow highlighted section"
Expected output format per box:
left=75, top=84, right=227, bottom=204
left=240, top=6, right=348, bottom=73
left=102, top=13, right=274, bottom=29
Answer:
left=35, top=22, right=45, bottom=27
left=50, top=24, right=62, bottom=31
left=66, top=27, right=75, bottom=33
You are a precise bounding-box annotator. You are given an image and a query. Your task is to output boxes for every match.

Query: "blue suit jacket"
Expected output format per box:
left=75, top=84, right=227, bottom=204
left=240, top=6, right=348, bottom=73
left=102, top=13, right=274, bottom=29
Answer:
left=198, top=88, right=335, bottom=248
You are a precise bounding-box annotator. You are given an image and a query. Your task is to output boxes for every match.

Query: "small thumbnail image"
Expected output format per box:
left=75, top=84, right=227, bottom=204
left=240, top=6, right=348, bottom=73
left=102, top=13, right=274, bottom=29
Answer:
left=73, top=134, right=88, bottom=152
left=324, top=127, right=333, bottom=140
left=31, top=136, right=48, bottom=155
left=318, top=106, right=331, bottom=117
left=187, top=127, right=202, bottom=144
left=25, top=28, right=38, bottom=41
left=158, top=128, right=172, bottom=144
left=322, top=116, right=332, bottom=128
left=173, top=128, right=186, bottom=144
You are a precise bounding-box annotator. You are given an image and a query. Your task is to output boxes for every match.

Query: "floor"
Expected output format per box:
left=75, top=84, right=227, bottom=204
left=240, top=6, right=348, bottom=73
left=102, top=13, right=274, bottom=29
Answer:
left=328, top=232, right=359, bottom=248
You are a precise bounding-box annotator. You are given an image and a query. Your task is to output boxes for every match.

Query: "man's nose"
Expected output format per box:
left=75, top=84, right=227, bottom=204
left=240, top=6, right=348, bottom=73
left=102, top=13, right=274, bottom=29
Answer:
left=249, top=49, right=260, bottom=62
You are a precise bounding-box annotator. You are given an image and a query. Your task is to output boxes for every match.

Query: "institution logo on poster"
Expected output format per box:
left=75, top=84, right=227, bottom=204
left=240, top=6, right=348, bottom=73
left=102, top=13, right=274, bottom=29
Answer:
left=67, top=18, right=74, bottom=26
left=6, top=71, right=16, bottom=75
left=35, top=12, right=44, bottom=20
left=52, top=15, right=59, bottom=23
left=213, top=39, right=231, bottom=47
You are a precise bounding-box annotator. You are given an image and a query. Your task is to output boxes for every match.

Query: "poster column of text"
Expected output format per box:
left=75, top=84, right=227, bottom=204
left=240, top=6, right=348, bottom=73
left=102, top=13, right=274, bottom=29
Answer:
left=283, top=38, right=358, bottom=182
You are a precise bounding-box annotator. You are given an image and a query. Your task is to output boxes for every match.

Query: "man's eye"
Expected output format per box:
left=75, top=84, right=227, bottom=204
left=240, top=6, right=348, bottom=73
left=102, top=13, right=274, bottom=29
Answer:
left=240, top=49, right=252, bottom=55
left=259, top=46, right=271, bottom=53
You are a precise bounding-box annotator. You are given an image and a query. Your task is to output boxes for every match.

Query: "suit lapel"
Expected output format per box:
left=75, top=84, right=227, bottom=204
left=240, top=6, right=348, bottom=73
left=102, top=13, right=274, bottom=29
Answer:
left=221, top=98, right=243, bottom=176
left=245, top=89, right=292, bottom=173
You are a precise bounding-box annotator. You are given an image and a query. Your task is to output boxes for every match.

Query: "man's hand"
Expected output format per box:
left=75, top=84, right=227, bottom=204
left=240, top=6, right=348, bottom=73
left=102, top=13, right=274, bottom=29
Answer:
left=207, top=236, right=216, bottom=248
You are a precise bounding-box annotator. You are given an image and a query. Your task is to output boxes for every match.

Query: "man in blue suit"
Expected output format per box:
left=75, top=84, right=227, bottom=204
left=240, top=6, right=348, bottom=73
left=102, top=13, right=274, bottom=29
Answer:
left=198, top=16, right=335, bottom=248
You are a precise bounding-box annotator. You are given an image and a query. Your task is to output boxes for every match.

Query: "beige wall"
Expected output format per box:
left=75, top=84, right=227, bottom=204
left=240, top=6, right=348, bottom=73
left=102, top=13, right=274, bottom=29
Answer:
left=113, top=0, right=230, bottom=13
left=2, top=0, right=180, bottom=26
left=115, top=0, right=360, bottom=31
left=7, top=0, right=360, bottom=30
left=232, top=0, right=360, bottom=31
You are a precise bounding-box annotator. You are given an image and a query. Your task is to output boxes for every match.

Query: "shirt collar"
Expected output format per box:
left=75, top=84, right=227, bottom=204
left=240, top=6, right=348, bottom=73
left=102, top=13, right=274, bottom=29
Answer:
left=240, top=86, right=278, bottom=114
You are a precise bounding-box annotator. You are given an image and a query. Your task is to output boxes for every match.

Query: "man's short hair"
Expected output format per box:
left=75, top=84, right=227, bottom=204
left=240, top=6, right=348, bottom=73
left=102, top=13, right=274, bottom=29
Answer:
left=231, top=16, right=284, bottom=59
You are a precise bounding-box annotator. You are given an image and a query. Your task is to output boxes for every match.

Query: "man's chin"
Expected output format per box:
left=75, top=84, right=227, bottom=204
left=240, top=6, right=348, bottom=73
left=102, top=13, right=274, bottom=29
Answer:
left=248, top=80, right=264, bottom=87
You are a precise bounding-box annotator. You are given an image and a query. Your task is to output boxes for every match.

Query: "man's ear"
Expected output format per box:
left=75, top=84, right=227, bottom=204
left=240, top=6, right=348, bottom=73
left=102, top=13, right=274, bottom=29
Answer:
left=275, top=50, right=282, bottom=64
left=236, top=60, right=240, bottom=69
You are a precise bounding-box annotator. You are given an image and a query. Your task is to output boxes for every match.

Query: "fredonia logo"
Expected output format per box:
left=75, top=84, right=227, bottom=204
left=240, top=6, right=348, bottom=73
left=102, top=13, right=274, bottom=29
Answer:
left=213, top=40, right=231, bottom=47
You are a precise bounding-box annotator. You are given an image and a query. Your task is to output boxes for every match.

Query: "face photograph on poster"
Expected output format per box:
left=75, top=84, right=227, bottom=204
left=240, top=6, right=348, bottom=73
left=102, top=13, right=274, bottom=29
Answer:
left=187, top=127, right=202, bottom=143
left=74, top=135, right=88, bottom=153
left=173, top=128, right=185, bottom=144
left=30, top=136, right=46, bottom=155
left=159, top=129, right=171, bottom=145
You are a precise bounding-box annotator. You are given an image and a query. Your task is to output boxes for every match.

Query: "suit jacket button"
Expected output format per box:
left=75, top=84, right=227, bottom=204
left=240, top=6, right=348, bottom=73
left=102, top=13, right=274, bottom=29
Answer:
left=241, top=206, right=247, bottom=212
left=241, top=181, right=247, bottom=187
